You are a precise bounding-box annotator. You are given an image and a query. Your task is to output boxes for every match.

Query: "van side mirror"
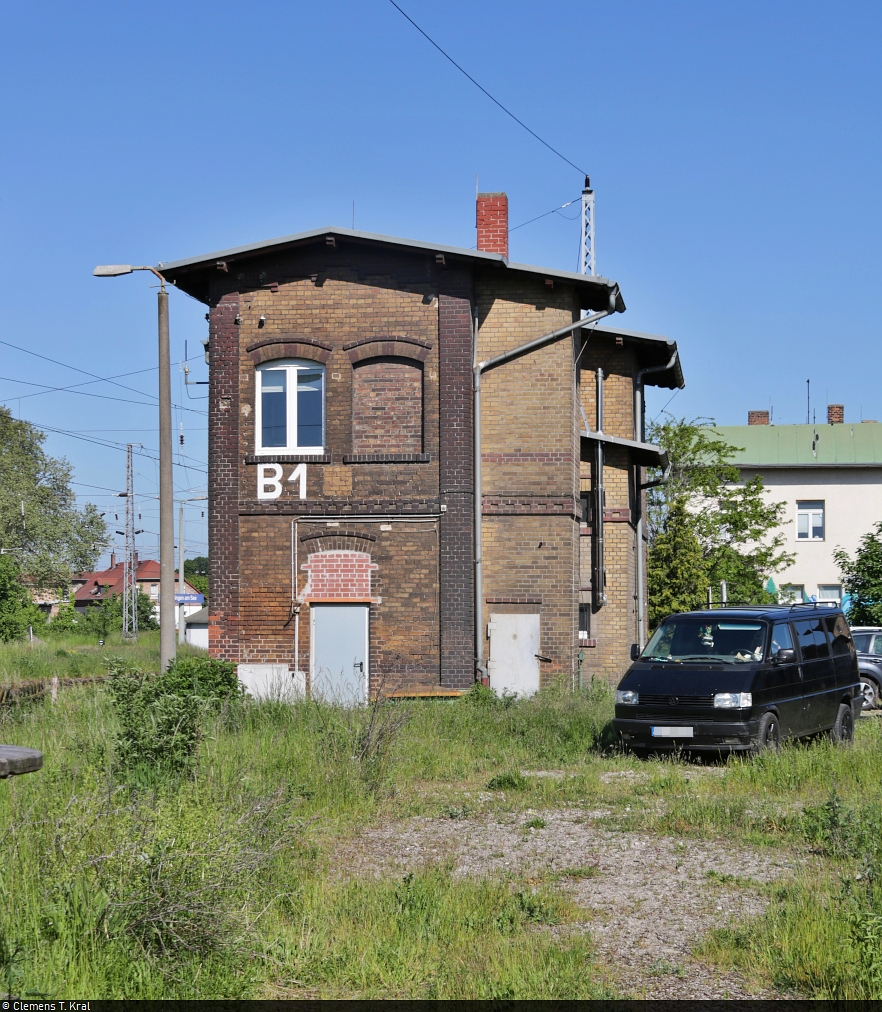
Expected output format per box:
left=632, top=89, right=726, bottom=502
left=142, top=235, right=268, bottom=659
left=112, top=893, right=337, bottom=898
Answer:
left=630, top=643, right=641, bottom=661
left=773, top=648, right=796, bottom=665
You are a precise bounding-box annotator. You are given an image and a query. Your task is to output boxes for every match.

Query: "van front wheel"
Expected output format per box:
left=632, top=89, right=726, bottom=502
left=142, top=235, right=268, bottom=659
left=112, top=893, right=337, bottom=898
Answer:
left=830, top=703, right=854, bottom=746
left=753, top=712, right=780, bottom=754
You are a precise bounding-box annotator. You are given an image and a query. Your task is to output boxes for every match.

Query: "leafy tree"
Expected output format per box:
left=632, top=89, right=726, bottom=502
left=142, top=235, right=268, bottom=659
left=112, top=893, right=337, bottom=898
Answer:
left=0, top=555, right=45, bottom=641
left=184, top=556, right=209, bottom=599
left=646, top=501, right=709, bottom=628
left=78, top=589, right=158, bottom=636
left=645, top=416, right=793, bottom=626
left=834, top=522, right=882, bottom=626
left=0, top=408, right=109, bottom=589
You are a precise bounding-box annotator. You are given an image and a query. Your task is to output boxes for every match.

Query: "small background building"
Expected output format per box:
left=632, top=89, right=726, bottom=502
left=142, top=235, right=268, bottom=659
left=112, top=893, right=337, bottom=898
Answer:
left=71, top=555, right=204, bottom=627
left=716, top=406, right=882, bottom=605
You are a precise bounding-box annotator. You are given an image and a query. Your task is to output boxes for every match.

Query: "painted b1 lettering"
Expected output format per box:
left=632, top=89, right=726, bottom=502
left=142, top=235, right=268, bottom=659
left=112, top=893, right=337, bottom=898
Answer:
left=257, top=463, right=306, bottom=500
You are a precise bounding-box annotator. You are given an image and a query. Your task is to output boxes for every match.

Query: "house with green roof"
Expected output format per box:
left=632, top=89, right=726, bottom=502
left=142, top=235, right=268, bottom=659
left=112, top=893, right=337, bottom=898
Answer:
left=715, top=406, right=882, bottom=605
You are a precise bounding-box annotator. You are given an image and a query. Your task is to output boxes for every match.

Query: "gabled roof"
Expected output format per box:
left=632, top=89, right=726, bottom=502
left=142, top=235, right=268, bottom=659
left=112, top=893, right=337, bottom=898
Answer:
left=157, top=225, right=624, bottom=312
left=72, top=560, right=198, bottom=604
left=589, top=325, right=684, bottom=390
left=714, top=422, right=882, bottom=468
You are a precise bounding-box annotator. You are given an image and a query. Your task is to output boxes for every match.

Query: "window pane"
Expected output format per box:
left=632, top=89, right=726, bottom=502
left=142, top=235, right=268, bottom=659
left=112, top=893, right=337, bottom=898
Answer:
left=797, top=514, right=809, bottom=538
left=818, top=584, right=841, bottom=601
left=771, top=622, right=794, bottom=654
left=853, top=633, right=871, bottom=653
left=793, top=618, right=830, bottom=660
left=811, top=510, right=825, bottom=539
left=823, top=614, right=853, bottom=656
left=873, top=636, right=882, bottom=656
left=261, top=369, right=287, bottom=447
left=297, top=371, right=323, bottom=448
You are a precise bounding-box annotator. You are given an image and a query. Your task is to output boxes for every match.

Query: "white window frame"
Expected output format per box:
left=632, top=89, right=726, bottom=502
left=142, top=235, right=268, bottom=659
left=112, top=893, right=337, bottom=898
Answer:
left=781, top=584, right=805, bottom=603
left=255, top=359, right=326, bottom=456
left=796, top=500, right=825, bottom=541
left=818, top=584, right=842, bottom=603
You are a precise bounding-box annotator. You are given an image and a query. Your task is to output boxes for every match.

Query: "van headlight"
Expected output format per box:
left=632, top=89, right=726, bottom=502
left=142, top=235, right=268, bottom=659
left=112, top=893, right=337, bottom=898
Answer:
left=616, top=689, right=639, bottom=705
left=713, top=692, right=752, bottom=709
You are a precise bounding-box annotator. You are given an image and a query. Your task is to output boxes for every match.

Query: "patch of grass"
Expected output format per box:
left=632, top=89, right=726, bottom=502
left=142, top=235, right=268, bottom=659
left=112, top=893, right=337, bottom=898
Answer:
left=547, top=866, right=600, bottom=882
left=523, top=816, right=547, bottom=830
left=0, top=677, right=618, bottom=998
left=648, top=958, right=685, bottom=977
left=487, top=771, right=529, bottom=791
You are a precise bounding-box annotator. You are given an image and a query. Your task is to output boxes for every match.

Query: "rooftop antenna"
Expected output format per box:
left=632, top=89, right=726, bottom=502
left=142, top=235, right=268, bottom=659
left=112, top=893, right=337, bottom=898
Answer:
left=579, top=175, right=596, bottom=276
left=806, top=379, right=810, bottom=425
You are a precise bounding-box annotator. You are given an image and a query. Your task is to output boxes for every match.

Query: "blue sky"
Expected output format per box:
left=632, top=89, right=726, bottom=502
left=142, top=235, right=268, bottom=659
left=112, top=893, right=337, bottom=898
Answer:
left=1, top=0, right=879, bottom=563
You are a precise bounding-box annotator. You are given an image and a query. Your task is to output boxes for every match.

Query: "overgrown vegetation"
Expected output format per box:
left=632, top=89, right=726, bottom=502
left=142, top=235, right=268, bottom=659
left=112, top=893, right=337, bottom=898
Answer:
left=645, top=416, right=793, bottom=626
left=835, top=520, right=882, bottom=626
left=4, top=650, right=882, bottom=998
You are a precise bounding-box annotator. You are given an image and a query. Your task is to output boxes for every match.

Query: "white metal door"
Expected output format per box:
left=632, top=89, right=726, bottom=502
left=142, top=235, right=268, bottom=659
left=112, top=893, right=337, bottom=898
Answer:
left=310, top=604, right=369, bottom=705
left=487, top=612, right=540, bottom=697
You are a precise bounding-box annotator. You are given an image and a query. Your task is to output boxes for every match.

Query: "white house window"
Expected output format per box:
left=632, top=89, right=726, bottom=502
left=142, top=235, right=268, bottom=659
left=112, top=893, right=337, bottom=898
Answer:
left=796, top=500, right=824, bottom=540
left=255, top=360, right=325, bottom=454
left=781, top=584, right=805, bottom=603
left=818, top=584, right=842, bottom=603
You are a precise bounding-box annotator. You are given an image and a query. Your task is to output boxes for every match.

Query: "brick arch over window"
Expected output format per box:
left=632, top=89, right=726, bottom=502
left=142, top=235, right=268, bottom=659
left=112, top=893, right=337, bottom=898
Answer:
left=352, top=357, right=423, bottom=453
left=247, top=336, right=333, bottom=366
left=343, top=335, right=432, bottom=365
left=301, top=549, right=377, bottom=602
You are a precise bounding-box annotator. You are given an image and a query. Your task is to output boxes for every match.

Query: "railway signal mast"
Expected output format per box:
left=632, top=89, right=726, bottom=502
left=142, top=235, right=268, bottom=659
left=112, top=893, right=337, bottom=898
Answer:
left=579, top=175, right=595, bottom=277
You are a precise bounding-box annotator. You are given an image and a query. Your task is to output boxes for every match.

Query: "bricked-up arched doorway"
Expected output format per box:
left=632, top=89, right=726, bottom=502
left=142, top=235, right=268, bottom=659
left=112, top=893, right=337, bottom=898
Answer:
left=300, top=539, right=377, bottom=704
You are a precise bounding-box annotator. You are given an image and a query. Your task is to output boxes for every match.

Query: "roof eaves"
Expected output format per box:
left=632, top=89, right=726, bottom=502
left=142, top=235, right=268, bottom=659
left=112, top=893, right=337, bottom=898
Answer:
left=157, top=226, right=618, bottom=292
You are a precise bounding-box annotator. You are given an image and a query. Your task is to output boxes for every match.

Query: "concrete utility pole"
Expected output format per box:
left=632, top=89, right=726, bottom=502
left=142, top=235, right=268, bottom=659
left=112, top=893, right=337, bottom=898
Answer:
left=93, top=263, right=176, bottom=670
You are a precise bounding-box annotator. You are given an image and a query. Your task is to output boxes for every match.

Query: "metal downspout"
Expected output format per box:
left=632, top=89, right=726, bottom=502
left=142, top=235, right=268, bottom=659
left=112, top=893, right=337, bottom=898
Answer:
left=473, top=299, right=617, bottom=682
left=633, top=350, right=680, bottom=647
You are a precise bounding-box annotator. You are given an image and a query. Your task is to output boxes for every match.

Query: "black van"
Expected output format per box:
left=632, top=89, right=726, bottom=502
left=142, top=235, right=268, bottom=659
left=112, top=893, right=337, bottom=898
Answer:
left=613, top=604, right=863, bottom=753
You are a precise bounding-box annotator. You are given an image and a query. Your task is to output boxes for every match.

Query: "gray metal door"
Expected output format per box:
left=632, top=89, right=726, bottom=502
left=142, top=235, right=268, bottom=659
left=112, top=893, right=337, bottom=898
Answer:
left=310, top=604, right=369, bottom=705
left=487, top=612, right=541, bottom=697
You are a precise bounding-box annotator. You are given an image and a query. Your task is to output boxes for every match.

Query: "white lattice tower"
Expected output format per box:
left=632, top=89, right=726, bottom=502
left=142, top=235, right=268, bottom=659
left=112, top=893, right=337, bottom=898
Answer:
left=579, top=176, right=595, bottom=276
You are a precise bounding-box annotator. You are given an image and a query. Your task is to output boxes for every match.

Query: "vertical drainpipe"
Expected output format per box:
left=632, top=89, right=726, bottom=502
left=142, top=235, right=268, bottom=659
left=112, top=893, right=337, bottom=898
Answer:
left=474, top=307, right=487, bottom=683
left=593, top=367, right=607, bottom=609
left=634, top=351, right=680, bottom=647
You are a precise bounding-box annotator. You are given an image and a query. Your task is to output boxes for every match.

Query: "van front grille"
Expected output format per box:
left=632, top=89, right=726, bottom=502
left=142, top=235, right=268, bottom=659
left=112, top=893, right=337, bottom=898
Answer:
left=638, top=693, right=713, bottom=707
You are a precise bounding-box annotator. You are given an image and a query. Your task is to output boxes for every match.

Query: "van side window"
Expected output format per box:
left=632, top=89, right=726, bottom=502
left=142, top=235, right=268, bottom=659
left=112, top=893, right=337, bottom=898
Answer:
left=793, top=618, right=831, bottom=660
left=823, top=614, right=854, bottom=656
left=771, top=622, right=794, bottom=658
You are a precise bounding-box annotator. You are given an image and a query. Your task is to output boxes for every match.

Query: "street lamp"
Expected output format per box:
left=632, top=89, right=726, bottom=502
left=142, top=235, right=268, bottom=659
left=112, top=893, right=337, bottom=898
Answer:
left=93, top=263, right=175, bottom=671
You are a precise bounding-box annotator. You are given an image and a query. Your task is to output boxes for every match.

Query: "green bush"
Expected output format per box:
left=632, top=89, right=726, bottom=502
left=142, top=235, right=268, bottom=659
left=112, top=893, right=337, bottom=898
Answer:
left=158, top=655, right=241, bottom=705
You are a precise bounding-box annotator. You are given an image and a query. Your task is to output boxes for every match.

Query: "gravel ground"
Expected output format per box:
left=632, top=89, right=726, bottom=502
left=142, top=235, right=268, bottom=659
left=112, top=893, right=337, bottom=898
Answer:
left=333, top=806, right=805, bottom=998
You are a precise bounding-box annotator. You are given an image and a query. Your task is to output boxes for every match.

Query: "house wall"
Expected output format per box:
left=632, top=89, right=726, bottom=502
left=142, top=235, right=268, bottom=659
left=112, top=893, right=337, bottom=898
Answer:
left=208, top=247, right=475, bottom=693
left=475, top=278, right=581, bottom=686
left=205, top=242, right=644, bottom=694
left=739, top=466, right=882, bottom=600
left=578, top=336, right=640, bottom=683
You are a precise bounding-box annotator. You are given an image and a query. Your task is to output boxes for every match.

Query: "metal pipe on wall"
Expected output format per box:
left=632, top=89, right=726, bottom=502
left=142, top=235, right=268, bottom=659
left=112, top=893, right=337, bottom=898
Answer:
left=593, top=368, right=606, bottom=608
left=633, top=351, right=680, bottom=648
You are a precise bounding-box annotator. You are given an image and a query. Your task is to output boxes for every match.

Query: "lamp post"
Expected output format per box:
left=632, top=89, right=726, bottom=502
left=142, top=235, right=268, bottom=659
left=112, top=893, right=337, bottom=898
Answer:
left=93, top=264, right=175, bottom=671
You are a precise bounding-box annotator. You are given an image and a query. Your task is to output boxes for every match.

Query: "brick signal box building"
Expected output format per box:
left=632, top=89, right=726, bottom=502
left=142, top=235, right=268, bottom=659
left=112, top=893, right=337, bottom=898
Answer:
left=159, top=195, right=683, bottom=699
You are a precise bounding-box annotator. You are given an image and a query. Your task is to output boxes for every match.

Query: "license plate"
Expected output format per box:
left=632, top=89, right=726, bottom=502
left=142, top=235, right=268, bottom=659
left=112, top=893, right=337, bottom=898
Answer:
left=651, top=726, right=694, bottom=738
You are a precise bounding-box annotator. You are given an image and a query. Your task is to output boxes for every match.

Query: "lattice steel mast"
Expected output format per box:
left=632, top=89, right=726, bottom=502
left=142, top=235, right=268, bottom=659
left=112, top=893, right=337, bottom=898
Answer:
left=579, top=175, right=595, bottom=277
left=122, top=443, right=138, bottom=640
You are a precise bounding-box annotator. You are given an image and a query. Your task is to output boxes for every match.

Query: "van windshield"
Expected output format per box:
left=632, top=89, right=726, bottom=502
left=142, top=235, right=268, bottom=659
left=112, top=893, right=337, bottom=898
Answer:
left=642, top=618, right=768, bottom=664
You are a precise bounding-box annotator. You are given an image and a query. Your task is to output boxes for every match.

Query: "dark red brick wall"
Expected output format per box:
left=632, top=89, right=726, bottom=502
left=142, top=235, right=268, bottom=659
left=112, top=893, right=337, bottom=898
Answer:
left=438, top=270, right=475, bottom=688
left=748, top=410, right=770, bottom=426
left=352, top=358, right=423, bottom=453
left=207, top=288, right=241, bottom=661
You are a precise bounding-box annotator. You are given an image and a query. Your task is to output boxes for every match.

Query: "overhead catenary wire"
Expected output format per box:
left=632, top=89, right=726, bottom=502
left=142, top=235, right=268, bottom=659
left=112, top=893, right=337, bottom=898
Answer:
left=0, top=339, right=207, bottom=415
left=387, top=0, right=588, bottom=177
left=0, top=373, right=206, bottom=416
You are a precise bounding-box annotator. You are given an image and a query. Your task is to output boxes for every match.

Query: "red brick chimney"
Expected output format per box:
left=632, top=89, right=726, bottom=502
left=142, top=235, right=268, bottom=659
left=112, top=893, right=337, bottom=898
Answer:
left=748, top=410, right=770, bottom=426
left=827, top=404, right=844, bottom=425
left=476, top=192, right=508, bottom=258
left=110, top=552, right=116, bottom=568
